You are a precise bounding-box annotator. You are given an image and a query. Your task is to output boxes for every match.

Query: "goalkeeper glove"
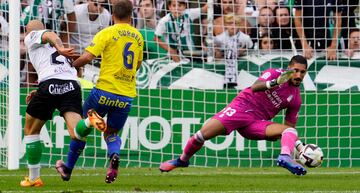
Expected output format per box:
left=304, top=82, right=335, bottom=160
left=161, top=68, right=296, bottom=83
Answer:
left=266, top=69, right=295, bottom=89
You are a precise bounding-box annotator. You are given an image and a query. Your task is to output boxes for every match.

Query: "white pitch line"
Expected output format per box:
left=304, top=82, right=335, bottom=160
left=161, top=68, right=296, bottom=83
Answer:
left=2, top=191, right=360, bottom=193
left=1, top=170, right=360, bottom=177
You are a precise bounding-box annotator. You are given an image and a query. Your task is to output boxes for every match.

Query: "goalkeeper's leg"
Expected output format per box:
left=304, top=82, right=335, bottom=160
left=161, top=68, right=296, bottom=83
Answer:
left=159, top=119, right=225, bottom=172
left=274, top=127, right=306, bottom=176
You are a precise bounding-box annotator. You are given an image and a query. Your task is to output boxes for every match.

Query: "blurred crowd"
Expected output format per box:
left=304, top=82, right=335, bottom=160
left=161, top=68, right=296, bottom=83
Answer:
left=0, top=0, right=359, bottom=86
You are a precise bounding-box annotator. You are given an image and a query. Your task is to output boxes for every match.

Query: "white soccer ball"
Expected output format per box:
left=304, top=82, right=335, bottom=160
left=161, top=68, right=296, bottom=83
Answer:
left=298, top=144, right=324, bottom=168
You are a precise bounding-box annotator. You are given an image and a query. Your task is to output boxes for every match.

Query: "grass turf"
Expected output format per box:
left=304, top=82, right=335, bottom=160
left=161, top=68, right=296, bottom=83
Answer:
left=0, top=167, right=360, bottom=192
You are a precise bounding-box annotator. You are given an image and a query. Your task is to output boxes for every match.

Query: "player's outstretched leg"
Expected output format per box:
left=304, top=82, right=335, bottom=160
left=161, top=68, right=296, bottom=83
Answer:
left=159, top=130, right=204, bottom=172
left=55, top=160, right=72, bottom=181
left=159, top=158, right=189, bottom=172
left=105, top=154, right=120, bottom=183
left=56, top=139, right=86, bottom=181
left=277, top=154, right=307, bottom=176
left=87, top=109, right=107, bottom=132
left=104, top=133, right=121, bottom=183
left=277, top=128, right=306, bottom=175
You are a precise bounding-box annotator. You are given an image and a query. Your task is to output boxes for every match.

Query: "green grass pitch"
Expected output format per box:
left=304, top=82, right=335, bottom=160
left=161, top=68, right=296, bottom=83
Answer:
left=0, top=167, right=360, bottom=192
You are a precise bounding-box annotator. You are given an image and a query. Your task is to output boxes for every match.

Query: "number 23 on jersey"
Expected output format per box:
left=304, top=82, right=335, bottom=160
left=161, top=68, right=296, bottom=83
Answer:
left=219, top=107, right=237, bottom=118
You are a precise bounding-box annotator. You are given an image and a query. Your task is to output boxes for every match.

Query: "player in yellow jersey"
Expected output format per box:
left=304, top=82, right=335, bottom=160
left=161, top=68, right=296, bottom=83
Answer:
left=55, top=0, right=144, bottom=184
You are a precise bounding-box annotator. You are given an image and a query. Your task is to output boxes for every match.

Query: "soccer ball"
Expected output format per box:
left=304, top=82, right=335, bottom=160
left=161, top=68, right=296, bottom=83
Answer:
left=298, top=144, right=324, bottom=168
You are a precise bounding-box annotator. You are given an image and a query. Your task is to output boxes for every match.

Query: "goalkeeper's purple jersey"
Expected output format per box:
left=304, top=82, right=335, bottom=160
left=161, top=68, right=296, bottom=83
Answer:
left=236, top=68, right=301, bottom=125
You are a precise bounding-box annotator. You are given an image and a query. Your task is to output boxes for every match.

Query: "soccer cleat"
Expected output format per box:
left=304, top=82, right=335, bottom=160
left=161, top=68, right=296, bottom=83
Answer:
left=20, top=177, right=44, bottom=187
left=277, top=154, right=307, bottom=176
left=87, top=109, right=107, bottom=132
left=159, top=158, right=189, bottom=172
left=105, top=154, right=120, bottom=183
left=55, top=160, right=72, bottom=181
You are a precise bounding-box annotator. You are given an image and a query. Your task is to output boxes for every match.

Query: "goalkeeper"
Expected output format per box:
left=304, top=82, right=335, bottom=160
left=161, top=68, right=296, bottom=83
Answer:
left=160, top=55, right=308, bottom=176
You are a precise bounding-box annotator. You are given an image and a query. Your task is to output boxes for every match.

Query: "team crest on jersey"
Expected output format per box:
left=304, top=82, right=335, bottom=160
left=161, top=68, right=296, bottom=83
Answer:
left=260, top=72, right=271, bottom=79
left=287, top=95, right=293, bottom=102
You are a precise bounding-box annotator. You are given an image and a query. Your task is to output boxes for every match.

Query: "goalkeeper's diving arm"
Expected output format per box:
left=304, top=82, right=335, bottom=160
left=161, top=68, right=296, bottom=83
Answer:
left=251, top=80, right=271, bottom=92
left=251, top=69, right=295, bottom=92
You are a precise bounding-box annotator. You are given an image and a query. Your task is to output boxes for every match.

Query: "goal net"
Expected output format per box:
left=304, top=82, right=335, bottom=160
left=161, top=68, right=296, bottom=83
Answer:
left=1, top=0, right=360, bottom=169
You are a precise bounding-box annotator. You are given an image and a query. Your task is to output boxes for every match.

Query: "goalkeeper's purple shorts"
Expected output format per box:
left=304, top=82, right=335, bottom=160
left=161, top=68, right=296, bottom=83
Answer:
left=213, top=104, right=273, bottom=140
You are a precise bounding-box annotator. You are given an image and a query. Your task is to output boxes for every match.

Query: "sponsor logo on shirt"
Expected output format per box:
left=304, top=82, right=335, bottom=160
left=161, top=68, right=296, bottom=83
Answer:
left=264, top=90, right=282, bottom=108
left=98, top=96, right=129, bottom=108
left=48, top=82, right=75, bottom=95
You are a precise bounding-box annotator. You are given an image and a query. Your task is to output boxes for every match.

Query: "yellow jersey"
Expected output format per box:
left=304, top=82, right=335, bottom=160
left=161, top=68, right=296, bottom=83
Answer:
left=86, top=23, right=144, bottom=98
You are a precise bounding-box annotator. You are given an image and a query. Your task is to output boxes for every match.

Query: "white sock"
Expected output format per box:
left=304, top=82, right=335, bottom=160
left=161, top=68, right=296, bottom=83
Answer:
left=84, top=117, right=91, bottom=128
left=28, top=164, right=40, bottom=181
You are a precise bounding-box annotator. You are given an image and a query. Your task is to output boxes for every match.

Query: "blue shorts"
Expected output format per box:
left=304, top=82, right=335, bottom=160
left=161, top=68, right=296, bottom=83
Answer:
left=83, top=88, right=133, bottom=131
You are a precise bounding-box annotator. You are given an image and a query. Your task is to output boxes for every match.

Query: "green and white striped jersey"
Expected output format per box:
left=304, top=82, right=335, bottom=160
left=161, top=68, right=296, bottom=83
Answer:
left=155, top=8, right=201, bottom=53
left=20, top=0, right=74, bottom=32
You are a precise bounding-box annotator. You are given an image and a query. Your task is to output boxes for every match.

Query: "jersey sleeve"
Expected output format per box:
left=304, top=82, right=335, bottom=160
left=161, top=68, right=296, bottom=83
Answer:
left=238, top=33, right=253, bottom=49
left=285, top=93, right=301, bottom=125
left=85, top=29, right=107, bottom=57
left=257, top=68, right=284, bottom=82
left=24, top=30, right=48, bottom=50
left=63, top=0, right=75, bottom=14
left=154, top=16, right=167, bottom=37
left=186, top=8, right=201, bottom=20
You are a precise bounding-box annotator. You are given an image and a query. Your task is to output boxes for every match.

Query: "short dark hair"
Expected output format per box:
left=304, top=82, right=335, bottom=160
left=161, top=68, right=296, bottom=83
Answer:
left=350, top=28, right=360, bottom=35
left=289, top=55, right=308, bottom=68
left=139, top=0, right=156, bottom=7
left=167, top=0, right=186, bottom=9
left=259, top=6, right=273, bottom=14
left=113, top=0, right=133, bottom=20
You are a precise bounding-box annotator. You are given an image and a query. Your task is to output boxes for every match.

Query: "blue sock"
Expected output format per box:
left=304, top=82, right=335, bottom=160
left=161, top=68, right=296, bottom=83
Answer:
left=105, top=134, right=121, bottom=158
left=65, top=140, right=86, bottom=170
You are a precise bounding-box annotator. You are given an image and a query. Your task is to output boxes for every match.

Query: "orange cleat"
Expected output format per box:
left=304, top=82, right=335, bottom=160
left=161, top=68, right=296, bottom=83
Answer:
left=87, top=109, right=107, bottom=132
left=20, top=177, right=44, bottom=187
